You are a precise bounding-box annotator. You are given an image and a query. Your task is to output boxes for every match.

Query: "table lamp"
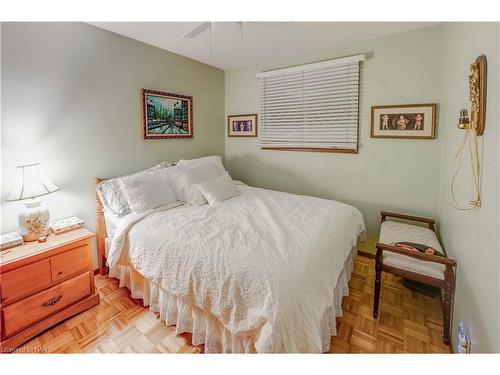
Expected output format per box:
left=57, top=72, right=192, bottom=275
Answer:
left=6, top=163, right=60, bottom=242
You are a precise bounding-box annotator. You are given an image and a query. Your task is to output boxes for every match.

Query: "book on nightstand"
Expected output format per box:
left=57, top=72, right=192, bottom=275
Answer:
left=0, top=231, right=23, bottom=251
left=50, top=216, right=85, bottom=234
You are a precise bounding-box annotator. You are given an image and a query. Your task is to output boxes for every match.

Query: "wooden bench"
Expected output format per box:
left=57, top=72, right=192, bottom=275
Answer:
left=373, top=211, right=457, bottom=345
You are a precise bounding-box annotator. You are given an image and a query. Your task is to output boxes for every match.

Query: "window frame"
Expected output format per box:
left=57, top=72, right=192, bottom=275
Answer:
left=257, top=55, right=364, bottom=154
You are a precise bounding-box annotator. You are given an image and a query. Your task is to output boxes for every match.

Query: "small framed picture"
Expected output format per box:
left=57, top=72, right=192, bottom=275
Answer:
left=142, top=89, right=193, bottom=139
left=371, top=104, right=437, bottom=139
left=227, top=114, right=258, bottom=137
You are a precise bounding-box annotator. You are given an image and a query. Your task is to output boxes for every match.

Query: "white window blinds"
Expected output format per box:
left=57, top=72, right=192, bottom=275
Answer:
left=258, top=55, right=364, bottom=152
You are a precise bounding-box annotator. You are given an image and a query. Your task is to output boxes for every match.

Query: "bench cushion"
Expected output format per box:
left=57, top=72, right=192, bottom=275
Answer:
left=379, top=221, right=445, bottom=280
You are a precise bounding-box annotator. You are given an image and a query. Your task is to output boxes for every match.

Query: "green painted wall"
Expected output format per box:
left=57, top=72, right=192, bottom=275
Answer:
left=438, top=22, right=500, bottom=353
left=225, top=26, right=444, bottom=253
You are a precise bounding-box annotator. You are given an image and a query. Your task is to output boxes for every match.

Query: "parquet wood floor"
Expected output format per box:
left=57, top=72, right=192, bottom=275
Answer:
left=14, top=255, right=451, bottom=354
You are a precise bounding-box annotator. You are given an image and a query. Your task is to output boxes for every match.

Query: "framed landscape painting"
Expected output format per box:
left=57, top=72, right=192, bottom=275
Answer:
left=371, top=104, right=436, bottom=139
left=142, top=89, right=193, bottom=139
left=227, top=114, right=258, bottom=137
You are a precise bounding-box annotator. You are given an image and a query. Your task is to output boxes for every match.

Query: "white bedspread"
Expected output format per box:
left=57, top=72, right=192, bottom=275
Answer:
left=107, top=184, right=365, bottom=353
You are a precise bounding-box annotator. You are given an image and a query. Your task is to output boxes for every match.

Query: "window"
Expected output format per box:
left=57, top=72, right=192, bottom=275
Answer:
left=258, top=55, right=364, bottom=153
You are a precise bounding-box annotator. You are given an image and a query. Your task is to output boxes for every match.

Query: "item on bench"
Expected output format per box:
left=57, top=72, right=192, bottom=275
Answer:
left=393, top=241, right=444, bottom=257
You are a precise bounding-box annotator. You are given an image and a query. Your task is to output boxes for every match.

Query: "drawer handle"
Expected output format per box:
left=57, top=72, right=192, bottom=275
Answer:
left=42, top=295, right=62, bottom=307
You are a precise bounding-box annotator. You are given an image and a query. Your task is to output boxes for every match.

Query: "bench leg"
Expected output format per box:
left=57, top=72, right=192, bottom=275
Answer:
left=373, top=248, right=383, bottom=319
left=442, top=265, right=455, bottom=345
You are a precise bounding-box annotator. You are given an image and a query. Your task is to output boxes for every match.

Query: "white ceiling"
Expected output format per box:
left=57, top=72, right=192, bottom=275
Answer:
left=89, top=22, right=440, bottom=70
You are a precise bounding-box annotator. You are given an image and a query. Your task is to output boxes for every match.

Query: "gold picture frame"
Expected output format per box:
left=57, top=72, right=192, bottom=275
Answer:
left=142, top=89, right=193, bottom=139
left=371, top=103, right=437, bottom=139
left=227, top=114, right=258, bottom=137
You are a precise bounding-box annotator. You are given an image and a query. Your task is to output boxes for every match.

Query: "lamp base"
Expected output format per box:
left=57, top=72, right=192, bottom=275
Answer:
left=19, top=200, right=50, bottom=242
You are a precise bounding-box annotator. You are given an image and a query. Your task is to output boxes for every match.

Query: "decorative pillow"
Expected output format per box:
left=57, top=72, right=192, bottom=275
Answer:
left=95, top=161, right=173, bottom=215
left=120, top=168, right=178, bottom=213
left=178, top=155, right=225, bottom=175
left=167, top=163, right=223, bottom=206
left=197, top=172, right=241, bottom=205
left=96, top=178, right=131, bottom=216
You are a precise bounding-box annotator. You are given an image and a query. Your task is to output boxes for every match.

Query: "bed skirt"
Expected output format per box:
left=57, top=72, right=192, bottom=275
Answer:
left=108, top=248, right=356, bottom=353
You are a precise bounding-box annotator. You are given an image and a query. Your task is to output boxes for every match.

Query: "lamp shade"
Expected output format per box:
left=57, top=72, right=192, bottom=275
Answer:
left=6, top=163, right=60, bottom=201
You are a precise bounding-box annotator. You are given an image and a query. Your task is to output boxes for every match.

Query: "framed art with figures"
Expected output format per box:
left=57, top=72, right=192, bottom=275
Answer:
left=142, top=89, right=193, bottom=139
left=228, top=114, right=258, bottom=137
left=371, top=104, right=436, bottom=139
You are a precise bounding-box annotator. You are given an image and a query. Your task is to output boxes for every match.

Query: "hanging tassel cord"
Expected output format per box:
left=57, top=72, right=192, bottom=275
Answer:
left=469, top=128, right=481, bottom=206
left=444, top=127, right=482, bottom=210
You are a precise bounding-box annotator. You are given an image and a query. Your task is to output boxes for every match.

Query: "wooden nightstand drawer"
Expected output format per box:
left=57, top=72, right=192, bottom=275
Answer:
left=2, top=271, right=92, bottom=338
left=50, top=245, right=89, bottom=283
left=1, top=259, right=52, bottom=304
left=0, top=228, right=98, bottom=351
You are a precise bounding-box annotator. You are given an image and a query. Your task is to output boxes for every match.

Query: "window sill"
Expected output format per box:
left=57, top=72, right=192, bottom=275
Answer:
left=261, top=147, right=358, bottom=154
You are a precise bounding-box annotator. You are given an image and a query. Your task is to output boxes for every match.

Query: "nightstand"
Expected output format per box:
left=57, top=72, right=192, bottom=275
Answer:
left=0, top=228, right=100, bottom=352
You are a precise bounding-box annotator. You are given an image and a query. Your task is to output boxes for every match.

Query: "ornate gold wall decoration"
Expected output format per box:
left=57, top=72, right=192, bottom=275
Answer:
left=449, top=54, right=487, bottom=210
left=458, top=54, right=487, bottom=135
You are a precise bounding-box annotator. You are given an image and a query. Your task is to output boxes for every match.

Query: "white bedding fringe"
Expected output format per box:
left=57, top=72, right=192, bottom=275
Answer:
left=109, top=250, right=355, bottom=353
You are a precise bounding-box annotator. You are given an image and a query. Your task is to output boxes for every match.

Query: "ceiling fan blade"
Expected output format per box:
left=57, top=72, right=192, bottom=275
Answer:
left=184, top=22, right=211, bottom=39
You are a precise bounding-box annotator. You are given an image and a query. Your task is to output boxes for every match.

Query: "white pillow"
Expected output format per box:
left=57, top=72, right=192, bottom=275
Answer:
left=96, top=178, right=131, bottom=216
left=120, top=168, right=178, bottom=213
left=197, top=172, right=241, bottom=205
left=167, top=163, right=223, bottom=206
left=95, top=161, right=172, bottom=215
left=178, top=155, right=225, bottom=175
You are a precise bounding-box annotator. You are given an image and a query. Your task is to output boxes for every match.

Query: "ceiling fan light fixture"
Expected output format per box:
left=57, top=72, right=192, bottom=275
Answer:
left=239, top=22, right=243, bottom=61
left=209, top=22, right=212, bottom=57
left=183, top=21, right=247, bottom=60
left=183, top=22, right=211, bottom=39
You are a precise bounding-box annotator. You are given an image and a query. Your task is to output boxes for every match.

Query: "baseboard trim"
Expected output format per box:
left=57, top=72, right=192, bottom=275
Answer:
left=357, top=250, right=375, bottom=259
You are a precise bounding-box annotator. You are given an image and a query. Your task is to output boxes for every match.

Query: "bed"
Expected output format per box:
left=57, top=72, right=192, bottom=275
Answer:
left=95, top=173, right=365, bottom=353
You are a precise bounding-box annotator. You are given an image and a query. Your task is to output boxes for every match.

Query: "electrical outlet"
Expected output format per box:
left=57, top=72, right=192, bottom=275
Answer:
left=457, top=322, right=471, bottom=353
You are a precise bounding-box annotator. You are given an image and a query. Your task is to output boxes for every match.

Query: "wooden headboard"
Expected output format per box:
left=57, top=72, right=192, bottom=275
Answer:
left=95, top=177, right=108, bottom=274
